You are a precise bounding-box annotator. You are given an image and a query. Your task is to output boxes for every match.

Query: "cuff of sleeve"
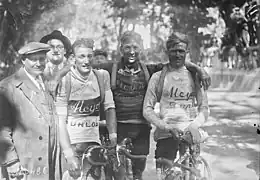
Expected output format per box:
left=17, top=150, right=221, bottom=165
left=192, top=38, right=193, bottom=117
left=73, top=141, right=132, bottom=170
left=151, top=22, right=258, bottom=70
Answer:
left=104, top=90, right=115, bottom=111
left=1, top=145, right=19, bottom=166
left=2, top=158, right=19, bottom=167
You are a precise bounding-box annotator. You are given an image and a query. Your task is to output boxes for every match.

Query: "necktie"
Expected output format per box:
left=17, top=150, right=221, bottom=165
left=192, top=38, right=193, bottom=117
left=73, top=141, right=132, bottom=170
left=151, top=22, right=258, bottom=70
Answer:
left=36, top=77, right=45, bottom=92
left=36, top=77, right=53, bottom=111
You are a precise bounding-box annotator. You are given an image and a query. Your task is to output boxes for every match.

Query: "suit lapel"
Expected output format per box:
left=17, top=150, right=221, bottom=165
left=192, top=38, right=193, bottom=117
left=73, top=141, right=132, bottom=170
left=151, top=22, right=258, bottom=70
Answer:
left=14, top=68, right=51, bottom=123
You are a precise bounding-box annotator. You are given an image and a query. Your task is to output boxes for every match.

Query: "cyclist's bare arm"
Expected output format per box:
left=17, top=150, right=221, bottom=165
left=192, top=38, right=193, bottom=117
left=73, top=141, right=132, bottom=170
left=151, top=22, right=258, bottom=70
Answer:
left=102, top=70, right=117, bottom=138
left=105, top=108, right=117, bottom=136
left=143, top=72, right=169, bottom=131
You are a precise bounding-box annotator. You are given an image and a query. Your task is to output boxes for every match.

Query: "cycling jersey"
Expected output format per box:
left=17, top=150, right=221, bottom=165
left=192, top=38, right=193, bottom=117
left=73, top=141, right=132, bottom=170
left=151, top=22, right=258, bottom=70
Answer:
left=143, top=66, right=208, bottom=141
left=55, top=68, right=115, bottom=144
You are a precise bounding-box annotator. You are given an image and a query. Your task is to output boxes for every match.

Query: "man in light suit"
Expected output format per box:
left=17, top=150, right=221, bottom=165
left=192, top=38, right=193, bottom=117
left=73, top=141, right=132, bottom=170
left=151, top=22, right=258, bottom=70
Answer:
left=0, top=42, right=80, bottom=180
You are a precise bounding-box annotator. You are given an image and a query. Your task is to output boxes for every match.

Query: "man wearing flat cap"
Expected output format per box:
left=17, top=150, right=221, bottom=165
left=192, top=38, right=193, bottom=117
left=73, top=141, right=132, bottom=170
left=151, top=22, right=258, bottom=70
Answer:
left=40, top=30, right=72, bottom=80
left=0, top=42, right=80, bottom=180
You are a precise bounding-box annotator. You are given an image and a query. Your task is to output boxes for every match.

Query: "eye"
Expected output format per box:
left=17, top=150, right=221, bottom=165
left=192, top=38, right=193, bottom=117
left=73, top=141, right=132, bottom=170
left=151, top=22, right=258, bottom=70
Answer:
left=39, top=57, right=46, bottom=61
left=87, top=54, right=93, bottom=58
left=124, top=46, right=130, bottom=51
left=133, top=46, right=139, bottom=50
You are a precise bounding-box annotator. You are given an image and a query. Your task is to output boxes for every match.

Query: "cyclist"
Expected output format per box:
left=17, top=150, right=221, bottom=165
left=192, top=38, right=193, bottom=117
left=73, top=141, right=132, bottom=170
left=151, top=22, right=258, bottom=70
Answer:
left=143, top=32, right=209, bottom=179
left=53, top=31, right=211, bottom=180
left=96, top=31, right=210, bottom=180
left=55, top=38, right=117, bottom=179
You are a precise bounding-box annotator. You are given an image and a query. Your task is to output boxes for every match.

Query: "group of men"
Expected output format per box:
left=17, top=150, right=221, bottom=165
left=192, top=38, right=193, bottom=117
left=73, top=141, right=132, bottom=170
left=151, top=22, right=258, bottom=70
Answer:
left=0, top=29, right=210, bottom=180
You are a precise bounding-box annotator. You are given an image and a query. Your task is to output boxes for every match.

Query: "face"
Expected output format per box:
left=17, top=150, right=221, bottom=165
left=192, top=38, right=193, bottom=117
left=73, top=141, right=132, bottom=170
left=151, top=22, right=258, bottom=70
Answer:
left=167, top=42, right=187, bottom=68
left=46, top=39, right=65, bottom=65
left=74, top=46, right=93, bottom=77
left=121, top=40, right=142, bottom=65
left=22, top=51, right=47, bottom=77
left=93, top=55, right=107, bottom=65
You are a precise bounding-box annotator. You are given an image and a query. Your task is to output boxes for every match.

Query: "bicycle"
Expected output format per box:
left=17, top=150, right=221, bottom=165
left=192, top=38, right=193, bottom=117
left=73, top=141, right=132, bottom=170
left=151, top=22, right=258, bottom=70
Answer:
left=156, top=131, right=212, bottom=180
left=99, top=121, right=147, bottom=180
left=62, top=137, right=146, bottom=180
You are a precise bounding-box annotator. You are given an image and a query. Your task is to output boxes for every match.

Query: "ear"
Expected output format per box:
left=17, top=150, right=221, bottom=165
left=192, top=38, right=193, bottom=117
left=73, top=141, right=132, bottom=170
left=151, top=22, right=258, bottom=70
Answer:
left=119, top=46, right=123, bottom=56
left=164, top=48, right=169, bottom=55
left=21, top=58, right=26, bottom=65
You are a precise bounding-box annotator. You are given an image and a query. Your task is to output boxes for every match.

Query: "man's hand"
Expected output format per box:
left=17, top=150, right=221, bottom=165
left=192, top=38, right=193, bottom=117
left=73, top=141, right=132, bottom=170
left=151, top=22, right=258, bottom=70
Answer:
left=6, top=161, right=21, bottom=177
left=184, top=122, right=201, bottom=144
left=185, top=61, right=211, bottom=90
left=64, top=149, right=81, bottom=179
left=198, top=68, right=211, bottom=90
left=164, top=125, right=183, bottom=139
left=6, top=161, right=29, bottom=179
left=67, top=156, right=81, bottom=179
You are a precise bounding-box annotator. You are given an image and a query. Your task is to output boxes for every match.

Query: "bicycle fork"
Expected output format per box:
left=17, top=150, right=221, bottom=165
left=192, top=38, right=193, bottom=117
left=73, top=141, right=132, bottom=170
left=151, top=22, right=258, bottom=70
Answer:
left=183, top=148, right=190, bottom=180
left=176, top=147, right=190, bottom=180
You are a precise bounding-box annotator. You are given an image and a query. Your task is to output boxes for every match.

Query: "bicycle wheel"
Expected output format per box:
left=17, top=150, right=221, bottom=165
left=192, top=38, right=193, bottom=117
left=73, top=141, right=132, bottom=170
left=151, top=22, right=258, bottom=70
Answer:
left=191, top=156, right=212, bottom=180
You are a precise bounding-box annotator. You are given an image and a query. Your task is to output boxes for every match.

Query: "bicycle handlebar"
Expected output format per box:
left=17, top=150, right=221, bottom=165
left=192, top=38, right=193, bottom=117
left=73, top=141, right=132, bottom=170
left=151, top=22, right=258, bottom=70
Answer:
left=117, top=146, right=146, bottom=159
left=168, top=131, right=193, bottom=144
left=156, top=158, right=200, bottom=176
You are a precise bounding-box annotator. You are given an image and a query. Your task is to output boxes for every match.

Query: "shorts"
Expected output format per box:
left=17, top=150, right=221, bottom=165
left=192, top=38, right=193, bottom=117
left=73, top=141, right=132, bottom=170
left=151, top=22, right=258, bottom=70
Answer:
left=155, top=137, right=185, bottom=160
left=117, top=123, right=151, bottom=155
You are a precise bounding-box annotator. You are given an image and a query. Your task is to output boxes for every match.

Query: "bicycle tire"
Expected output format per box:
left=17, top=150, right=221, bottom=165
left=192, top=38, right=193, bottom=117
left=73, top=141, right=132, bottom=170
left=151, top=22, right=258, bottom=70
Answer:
left=191, top=156, right=212, bottom=180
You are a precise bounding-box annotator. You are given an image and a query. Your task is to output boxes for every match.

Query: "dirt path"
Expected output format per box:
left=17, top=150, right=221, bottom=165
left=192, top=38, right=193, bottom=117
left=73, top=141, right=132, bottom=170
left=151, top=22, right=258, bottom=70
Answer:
left=144, top=91, right=260, bottom=180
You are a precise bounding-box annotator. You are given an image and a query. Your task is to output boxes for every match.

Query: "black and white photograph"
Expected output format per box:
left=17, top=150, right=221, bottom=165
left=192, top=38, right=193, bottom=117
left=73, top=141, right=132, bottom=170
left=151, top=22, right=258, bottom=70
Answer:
left=0, top=0, right=259, bottom=179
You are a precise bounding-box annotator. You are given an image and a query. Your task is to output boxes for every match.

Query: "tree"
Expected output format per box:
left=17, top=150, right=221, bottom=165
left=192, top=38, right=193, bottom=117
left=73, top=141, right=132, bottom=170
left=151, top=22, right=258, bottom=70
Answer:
left=103, top=0, right=145, bottom=52
left=0, top=0, right=68, bottom=68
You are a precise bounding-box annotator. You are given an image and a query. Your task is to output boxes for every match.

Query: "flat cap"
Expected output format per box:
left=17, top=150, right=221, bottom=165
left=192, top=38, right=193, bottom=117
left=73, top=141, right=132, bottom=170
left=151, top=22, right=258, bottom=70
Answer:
left=18, top=42, right=51, bottom=55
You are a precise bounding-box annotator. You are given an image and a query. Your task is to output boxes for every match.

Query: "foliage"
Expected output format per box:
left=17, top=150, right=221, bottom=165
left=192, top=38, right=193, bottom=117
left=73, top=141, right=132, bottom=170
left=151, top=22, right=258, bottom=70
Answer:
left=102, top=0, right=229, bottom=63
left=0, top=0, right=68, bottom=68
left=0, top=0, right=255, bottom=69
left=102, top=0, right=146, bottom=52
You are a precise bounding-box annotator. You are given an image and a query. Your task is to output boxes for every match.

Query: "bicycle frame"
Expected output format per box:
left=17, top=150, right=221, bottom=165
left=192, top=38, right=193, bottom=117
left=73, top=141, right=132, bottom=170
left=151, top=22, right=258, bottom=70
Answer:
left=156, top=133, right=208, bottom=180
left=175, top=141, right=201, bottom=179
left=73, top=137, right=146, bottom=180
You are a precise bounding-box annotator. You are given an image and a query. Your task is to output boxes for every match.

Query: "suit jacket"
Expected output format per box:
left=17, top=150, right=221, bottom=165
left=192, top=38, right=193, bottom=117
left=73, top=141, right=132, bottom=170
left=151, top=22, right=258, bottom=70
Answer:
left=0, top=68, right=61, bottom=180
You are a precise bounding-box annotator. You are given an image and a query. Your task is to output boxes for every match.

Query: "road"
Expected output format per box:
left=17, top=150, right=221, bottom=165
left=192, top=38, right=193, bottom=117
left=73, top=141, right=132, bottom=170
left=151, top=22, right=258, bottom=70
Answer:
left=144, top=91, right=260, bottom=180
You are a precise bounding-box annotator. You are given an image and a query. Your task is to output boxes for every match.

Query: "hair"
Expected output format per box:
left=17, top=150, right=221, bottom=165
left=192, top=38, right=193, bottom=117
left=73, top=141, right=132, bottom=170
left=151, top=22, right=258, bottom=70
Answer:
left=94, top=49, right=108, bottom=58
left=72, top=38, right=94, bottom=53
left=120, top=31, right=143, bottom=47
left=166, top=32, right=189, bottom=50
